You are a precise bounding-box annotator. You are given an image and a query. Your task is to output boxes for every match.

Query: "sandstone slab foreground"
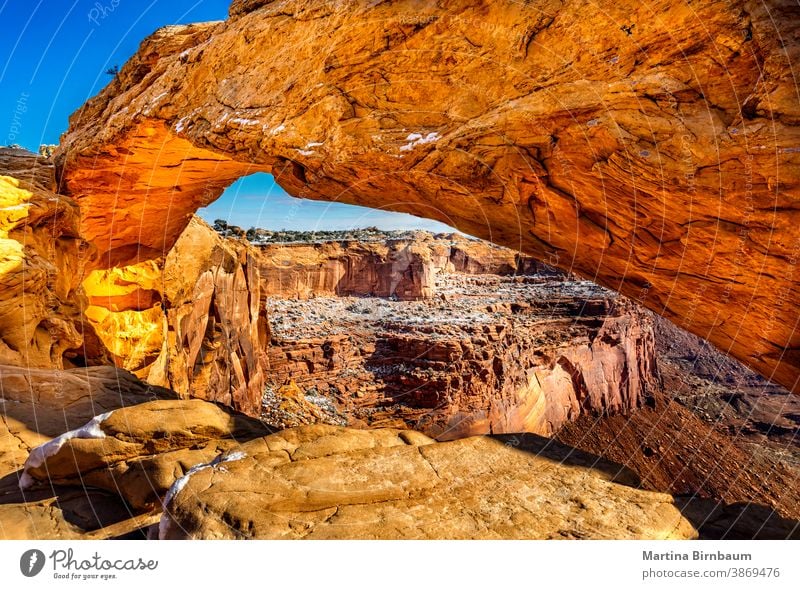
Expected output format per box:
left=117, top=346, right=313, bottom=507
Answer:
left=159, top=421, right=697, bottom=539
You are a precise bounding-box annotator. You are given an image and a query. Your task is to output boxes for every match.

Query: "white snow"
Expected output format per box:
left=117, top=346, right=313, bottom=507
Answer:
left=297, top=149, right=315, bottom=156
left=230, top=117, right=260, bottom=126
left=271, top=124, right=286, bottom=135
left=175, top=117, right=189, bottom=133
left=151, top=91, right=168, bottom=102
left=20, top=411, right=112, bottom=490
left=158, top=451, right=247, bottom=539
left=399, top=131, right=440, bottom=151
left=305, top=142, right=324, bottom=148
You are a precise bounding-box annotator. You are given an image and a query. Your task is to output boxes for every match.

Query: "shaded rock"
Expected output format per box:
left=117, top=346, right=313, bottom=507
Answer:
left=675, top=498, right=800, bottom=540
left=19, top=399, right=272, bottom=510
left=555, top=392, right=800, bottom=527
left=160, top=424, right=696, bottom=540
left=0, top=365, right=178, bottom=539
left=0, top=365, right=177, bottom=479
left=0, top=488, right=148, bottom=540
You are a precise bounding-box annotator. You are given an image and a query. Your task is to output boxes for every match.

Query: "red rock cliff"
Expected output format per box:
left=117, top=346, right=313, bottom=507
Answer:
left=265, top=275, right=660, bottom=439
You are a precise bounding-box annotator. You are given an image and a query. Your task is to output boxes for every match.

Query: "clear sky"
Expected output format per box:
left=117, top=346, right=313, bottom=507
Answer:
left=0, top=0, right=455, bottom=232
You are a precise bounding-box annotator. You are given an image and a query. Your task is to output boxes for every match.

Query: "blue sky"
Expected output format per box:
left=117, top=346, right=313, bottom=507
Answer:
left=0, top=0, right=454, bottom=232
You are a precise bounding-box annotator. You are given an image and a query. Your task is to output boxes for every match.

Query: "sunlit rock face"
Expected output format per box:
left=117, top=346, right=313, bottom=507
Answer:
left=0, top=149, right=267, bottom=414
left=55, top=0, right=800, bottom=392
left=81, top=217, right=269, bottom=415
left=0, top=150, right=88, bottom=368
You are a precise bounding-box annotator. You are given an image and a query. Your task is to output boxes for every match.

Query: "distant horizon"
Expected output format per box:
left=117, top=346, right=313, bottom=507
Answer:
left=198, top=173, right=459, bottom=233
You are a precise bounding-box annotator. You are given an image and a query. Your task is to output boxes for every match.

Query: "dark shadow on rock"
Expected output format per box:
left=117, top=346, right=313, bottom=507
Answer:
left=493, top=432, right=642, bottom=488
left=0, top=470, right=141, bottom=535
left=675, top=497, right=800, bottom=540
left=0, top=365, right=180, bottom=437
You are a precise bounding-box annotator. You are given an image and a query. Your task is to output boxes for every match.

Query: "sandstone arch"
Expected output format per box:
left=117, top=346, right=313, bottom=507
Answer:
left=56, top=0, right=800, bottom=392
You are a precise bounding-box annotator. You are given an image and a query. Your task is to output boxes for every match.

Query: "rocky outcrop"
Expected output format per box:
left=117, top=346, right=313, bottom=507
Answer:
left=19, top=399, right=271, bottom=510
left=0, top=365, right=176, bottom=539
left=158, top=421, right=696, bottom=540
left=8, top=398, right=699, bottom=540
left=83, top=217, right=270, bottom=415
left=55, top=0, right=800, bottom=393
left=11, top=396, right=797, bottom=540
left=0, top=149, right=88, bottom=369
left=265, top=275, right=659, bottom=438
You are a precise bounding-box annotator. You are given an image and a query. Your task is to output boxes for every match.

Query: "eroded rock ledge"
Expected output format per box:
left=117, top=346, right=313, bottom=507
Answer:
left=55, top=0, right=800, bottom=392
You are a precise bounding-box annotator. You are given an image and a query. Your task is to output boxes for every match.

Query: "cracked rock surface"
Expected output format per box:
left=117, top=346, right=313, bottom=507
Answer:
left=159, top=419, right=697, bottom=540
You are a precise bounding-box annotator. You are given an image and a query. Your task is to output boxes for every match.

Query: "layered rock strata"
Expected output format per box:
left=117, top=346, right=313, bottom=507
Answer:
left=265, top=274, right=659, bottom=439
left=253, top=232, right=545, bottom=300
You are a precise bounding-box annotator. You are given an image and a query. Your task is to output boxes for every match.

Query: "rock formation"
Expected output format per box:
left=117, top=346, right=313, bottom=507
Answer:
left=54, top=0, right=800, bottom=393
left=83, top=217, right=269, bottom=415
left=0, top=149, right=87, bottom=369
left=0, top=366, right=176, bottom=539
left=0, top=151, right=269, bottom=415
left=19, top=399, right=271, bottom=510
left=255, top=239, right=436, bottom=300
left=158, top=420, right=696, bottom=540
left=16, top=400, right=693, bottom=541
left=254, top=232, right=547, bottom=300
left=265, top=274, right=659, bottom=439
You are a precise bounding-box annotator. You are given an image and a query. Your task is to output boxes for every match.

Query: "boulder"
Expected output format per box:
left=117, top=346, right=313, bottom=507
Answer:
left=159, top=423, right=697, bottom=540
left=19, top=399, right=272, bottom=510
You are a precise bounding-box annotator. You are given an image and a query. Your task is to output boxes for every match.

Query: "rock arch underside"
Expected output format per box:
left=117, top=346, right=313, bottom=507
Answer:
left=54, top=0, right=800, bottom=394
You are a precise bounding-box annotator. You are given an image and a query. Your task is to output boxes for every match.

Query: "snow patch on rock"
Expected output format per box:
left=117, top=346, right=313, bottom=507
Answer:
left=20, top=411, right=112, bottom=490
left=399, top=132, right=440, bottom=151
left=158, top=451, right=247, bottom=539
left=230, top=117, right=259, bottom=126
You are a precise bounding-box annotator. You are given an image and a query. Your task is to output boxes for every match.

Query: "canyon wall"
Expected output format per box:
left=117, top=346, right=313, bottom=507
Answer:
left=54, top=0, right=800, bottom=393
left=254, top=233, right=547, bottom=300
left=265, top=278, right=659, bottom=439
left=255, top=240, right=435, bottom=300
